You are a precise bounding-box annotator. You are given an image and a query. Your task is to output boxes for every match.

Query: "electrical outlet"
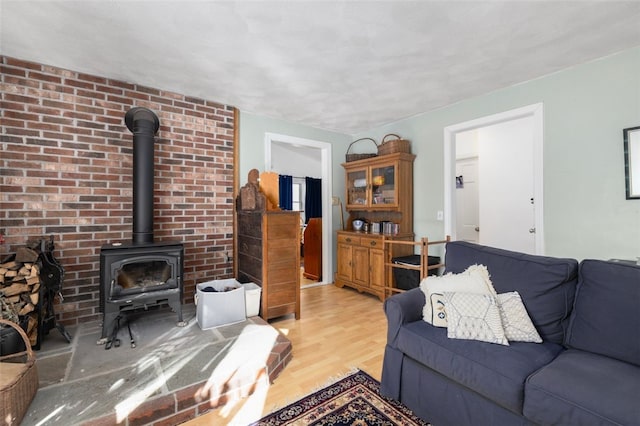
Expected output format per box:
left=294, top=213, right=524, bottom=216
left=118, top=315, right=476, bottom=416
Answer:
left=437, top=210, right=444, bottom=221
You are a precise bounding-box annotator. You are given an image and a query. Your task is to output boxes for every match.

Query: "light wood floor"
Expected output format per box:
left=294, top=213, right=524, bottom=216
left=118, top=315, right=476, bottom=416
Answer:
left=184, top=284, right=387, bottom=425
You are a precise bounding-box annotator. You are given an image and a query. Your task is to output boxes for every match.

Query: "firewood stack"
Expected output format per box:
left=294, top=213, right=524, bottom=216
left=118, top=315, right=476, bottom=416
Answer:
left=0, top=247, right=42, bottom=346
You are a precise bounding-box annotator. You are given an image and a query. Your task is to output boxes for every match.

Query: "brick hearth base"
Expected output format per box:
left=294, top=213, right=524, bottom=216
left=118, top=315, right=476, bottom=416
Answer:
left=23, top=308, right=292, bottom=426
left=87, top=318, right=292, bottom=426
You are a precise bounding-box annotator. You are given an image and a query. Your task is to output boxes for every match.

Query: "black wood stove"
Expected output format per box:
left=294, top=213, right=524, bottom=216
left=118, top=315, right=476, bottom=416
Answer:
left=98, top=107, right=184, bottom=345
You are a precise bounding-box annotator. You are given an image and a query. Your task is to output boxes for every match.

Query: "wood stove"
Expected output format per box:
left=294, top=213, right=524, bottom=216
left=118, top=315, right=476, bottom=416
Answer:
left=99, top=241, right=183, bottom=341
left=98, top=107, right=185, bottom=343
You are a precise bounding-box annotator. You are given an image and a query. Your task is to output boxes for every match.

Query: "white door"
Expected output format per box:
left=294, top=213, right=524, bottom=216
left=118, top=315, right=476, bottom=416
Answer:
left=477, top=117, right=536, bottom=254
left=455, top=157, right=479, bottom=243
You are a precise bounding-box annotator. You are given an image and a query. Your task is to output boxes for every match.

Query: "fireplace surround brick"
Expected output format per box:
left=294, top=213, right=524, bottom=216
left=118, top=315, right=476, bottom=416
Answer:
left=1, top=55, right=236, bottom=327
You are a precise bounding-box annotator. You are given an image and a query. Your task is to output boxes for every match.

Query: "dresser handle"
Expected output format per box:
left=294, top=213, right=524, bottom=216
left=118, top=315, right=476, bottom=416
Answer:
left=370, top=241, right=376, bottom=246
left=346, top=238, right=352, bottom=243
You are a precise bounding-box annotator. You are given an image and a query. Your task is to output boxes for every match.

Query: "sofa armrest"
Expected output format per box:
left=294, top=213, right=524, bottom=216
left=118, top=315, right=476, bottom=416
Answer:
left=384, top=287, right=425, bottom=345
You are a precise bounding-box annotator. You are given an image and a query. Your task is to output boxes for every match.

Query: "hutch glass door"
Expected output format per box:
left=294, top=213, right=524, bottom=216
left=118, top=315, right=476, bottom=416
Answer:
left=371, top=164, right=397, bottom=207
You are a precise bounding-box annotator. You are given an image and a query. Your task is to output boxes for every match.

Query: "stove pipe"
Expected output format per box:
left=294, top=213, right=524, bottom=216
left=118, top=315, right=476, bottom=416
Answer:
left=125, top=107, right=160, bottom=244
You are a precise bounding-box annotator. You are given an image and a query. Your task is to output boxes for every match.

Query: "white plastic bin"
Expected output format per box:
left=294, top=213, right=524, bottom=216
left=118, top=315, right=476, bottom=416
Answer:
left=195, top=279, right=246, bottom=329
left=242, top=282, right=261, bottom=317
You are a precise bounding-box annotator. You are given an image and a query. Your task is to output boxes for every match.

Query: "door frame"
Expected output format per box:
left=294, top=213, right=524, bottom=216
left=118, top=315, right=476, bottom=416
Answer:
left=443, top=103, right=545, bottom=254
left=265, top=132, right=334, bottom=286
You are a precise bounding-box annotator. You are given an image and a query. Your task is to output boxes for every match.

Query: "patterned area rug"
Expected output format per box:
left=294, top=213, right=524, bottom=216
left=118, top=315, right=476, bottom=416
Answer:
left=253, top=370, right=429, bottom=425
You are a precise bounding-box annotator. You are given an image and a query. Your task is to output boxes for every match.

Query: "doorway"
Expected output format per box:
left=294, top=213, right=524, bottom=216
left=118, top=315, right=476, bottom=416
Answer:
left=444, top=103, right=545, bottom=255
left=265, top=133, right=334, bottom=287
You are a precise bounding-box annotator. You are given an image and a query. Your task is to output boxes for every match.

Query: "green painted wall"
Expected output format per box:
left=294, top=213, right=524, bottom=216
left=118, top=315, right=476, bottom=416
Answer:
left=239, top=111, right=349, bottom=176
left=354, top=47, right=640, bottom=260
left=238, top=111, right=351, bottom=199
left=240, top=47, right=639, bottom=263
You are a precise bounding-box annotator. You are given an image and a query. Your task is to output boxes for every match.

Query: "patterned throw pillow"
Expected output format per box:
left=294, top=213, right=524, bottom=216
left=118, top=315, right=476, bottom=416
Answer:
left=420, top=264, right=496, bottom=327
left=430, top=293, right=448, bottom=327
left=497, top=292, right=542, bottom=343
left=443, top=292, right=509, bottom=346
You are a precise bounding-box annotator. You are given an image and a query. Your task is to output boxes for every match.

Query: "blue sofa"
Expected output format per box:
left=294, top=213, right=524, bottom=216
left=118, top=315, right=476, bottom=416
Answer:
left=380, top=241, right=640, bottom=425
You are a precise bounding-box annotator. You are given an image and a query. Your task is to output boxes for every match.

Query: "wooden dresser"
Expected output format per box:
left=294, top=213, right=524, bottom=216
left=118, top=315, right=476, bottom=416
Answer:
left=237, top=210, right=301, bottom=320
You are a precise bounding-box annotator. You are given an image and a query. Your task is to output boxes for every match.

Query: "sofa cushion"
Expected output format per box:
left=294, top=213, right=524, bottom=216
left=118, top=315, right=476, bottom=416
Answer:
left=524, top=349, right=640, bottom=425
left=565, top=259, right=640, bottom=366
left=444, top=241, right=578, bottom=345
left=396, top=320, right=563, bottom=414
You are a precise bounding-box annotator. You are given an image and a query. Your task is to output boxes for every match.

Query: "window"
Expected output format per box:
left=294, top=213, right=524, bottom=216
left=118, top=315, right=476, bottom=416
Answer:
left=292, top=178, right=305, bottom=212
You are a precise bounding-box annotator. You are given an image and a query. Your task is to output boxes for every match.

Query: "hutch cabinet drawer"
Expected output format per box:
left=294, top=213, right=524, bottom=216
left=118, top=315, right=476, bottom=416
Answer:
left=338, top=234, right=361, bottom=245
left=360, top=236, right=382, bottom=249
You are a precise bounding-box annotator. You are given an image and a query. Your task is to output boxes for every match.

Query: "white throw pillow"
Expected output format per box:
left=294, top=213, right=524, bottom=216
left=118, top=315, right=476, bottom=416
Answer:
left=443, top=292, right=509, bottom=346
left=420, top=264, right=496, bottom=326
left=497, top=292, right=542, bottom=343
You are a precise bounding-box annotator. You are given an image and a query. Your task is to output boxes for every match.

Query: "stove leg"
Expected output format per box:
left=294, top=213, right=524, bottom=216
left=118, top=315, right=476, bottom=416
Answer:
left=105, top=315, right=121, bottom=350
left=168, top=296, right=187, bottom=327
left=98, top=310, right=119, bottom=345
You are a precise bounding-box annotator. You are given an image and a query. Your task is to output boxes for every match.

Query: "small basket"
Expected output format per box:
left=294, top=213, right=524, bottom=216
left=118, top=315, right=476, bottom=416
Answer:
left=346, top=138, right=378, bottom=162
left=0, top=319, right=39, bottom=426
left=377, top=133, right=411, bottom=155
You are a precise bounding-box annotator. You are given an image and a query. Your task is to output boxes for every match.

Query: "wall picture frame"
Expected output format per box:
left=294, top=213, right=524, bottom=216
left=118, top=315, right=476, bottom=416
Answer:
left=623, top=126, right=640, bottom=200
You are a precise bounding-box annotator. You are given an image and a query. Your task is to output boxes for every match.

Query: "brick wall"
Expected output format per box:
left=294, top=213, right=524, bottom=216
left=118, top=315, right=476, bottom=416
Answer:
left=1, top=56, right=236, bottom=326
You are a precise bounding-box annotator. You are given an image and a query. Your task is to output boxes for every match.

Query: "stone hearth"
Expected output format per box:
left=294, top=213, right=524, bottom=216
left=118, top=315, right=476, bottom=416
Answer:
left=21, top=304, right=292, bottom=426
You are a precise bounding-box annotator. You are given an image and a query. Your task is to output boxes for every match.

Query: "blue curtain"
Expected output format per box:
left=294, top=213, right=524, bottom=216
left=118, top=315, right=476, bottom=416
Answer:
left=279, top=174, right=293, bottom=210
left=305, top=177, right=322, bottom=223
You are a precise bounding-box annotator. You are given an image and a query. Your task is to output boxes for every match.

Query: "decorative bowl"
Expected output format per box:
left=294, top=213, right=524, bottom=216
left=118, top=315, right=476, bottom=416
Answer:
left=352, top=219, right=364, bottom=231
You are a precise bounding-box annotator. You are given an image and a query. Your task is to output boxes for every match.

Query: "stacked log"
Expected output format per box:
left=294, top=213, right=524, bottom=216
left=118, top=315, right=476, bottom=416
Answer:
left=0, top=247, right=41, bottom=346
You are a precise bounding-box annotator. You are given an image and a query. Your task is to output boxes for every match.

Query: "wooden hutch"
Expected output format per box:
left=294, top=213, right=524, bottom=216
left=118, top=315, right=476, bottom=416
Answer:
left=335, top=152, right=416, bottom=300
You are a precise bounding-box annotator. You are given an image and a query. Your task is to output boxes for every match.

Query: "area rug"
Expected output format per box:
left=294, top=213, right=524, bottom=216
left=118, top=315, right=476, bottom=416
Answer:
left=253, top=370, right=429, bottom=425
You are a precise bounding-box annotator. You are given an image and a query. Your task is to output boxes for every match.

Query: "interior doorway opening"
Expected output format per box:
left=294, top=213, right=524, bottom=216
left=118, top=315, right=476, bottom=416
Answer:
left=265, top=133, right=334, bottom=287
left=444, top=103, right=545, bottom=255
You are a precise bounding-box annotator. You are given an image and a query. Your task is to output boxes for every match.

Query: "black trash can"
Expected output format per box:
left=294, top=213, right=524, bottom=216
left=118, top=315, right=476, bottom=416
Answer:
left=392, top=255, right=441, bottom=290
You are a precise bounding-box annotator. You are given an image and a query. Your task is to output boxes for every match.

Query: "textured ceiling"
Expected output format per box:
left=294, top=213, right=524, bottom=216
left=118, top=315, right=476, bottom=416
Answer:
left=2, top=1, right=640, bottom=134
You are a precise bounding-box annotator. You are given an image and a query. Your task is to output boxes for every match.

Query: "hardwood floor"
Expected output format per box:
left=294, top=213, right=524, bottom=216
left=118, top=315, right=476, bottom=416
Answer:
left=300, top=266, right=318, bottom=287
left=184, top=284, right=388, bottom=425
